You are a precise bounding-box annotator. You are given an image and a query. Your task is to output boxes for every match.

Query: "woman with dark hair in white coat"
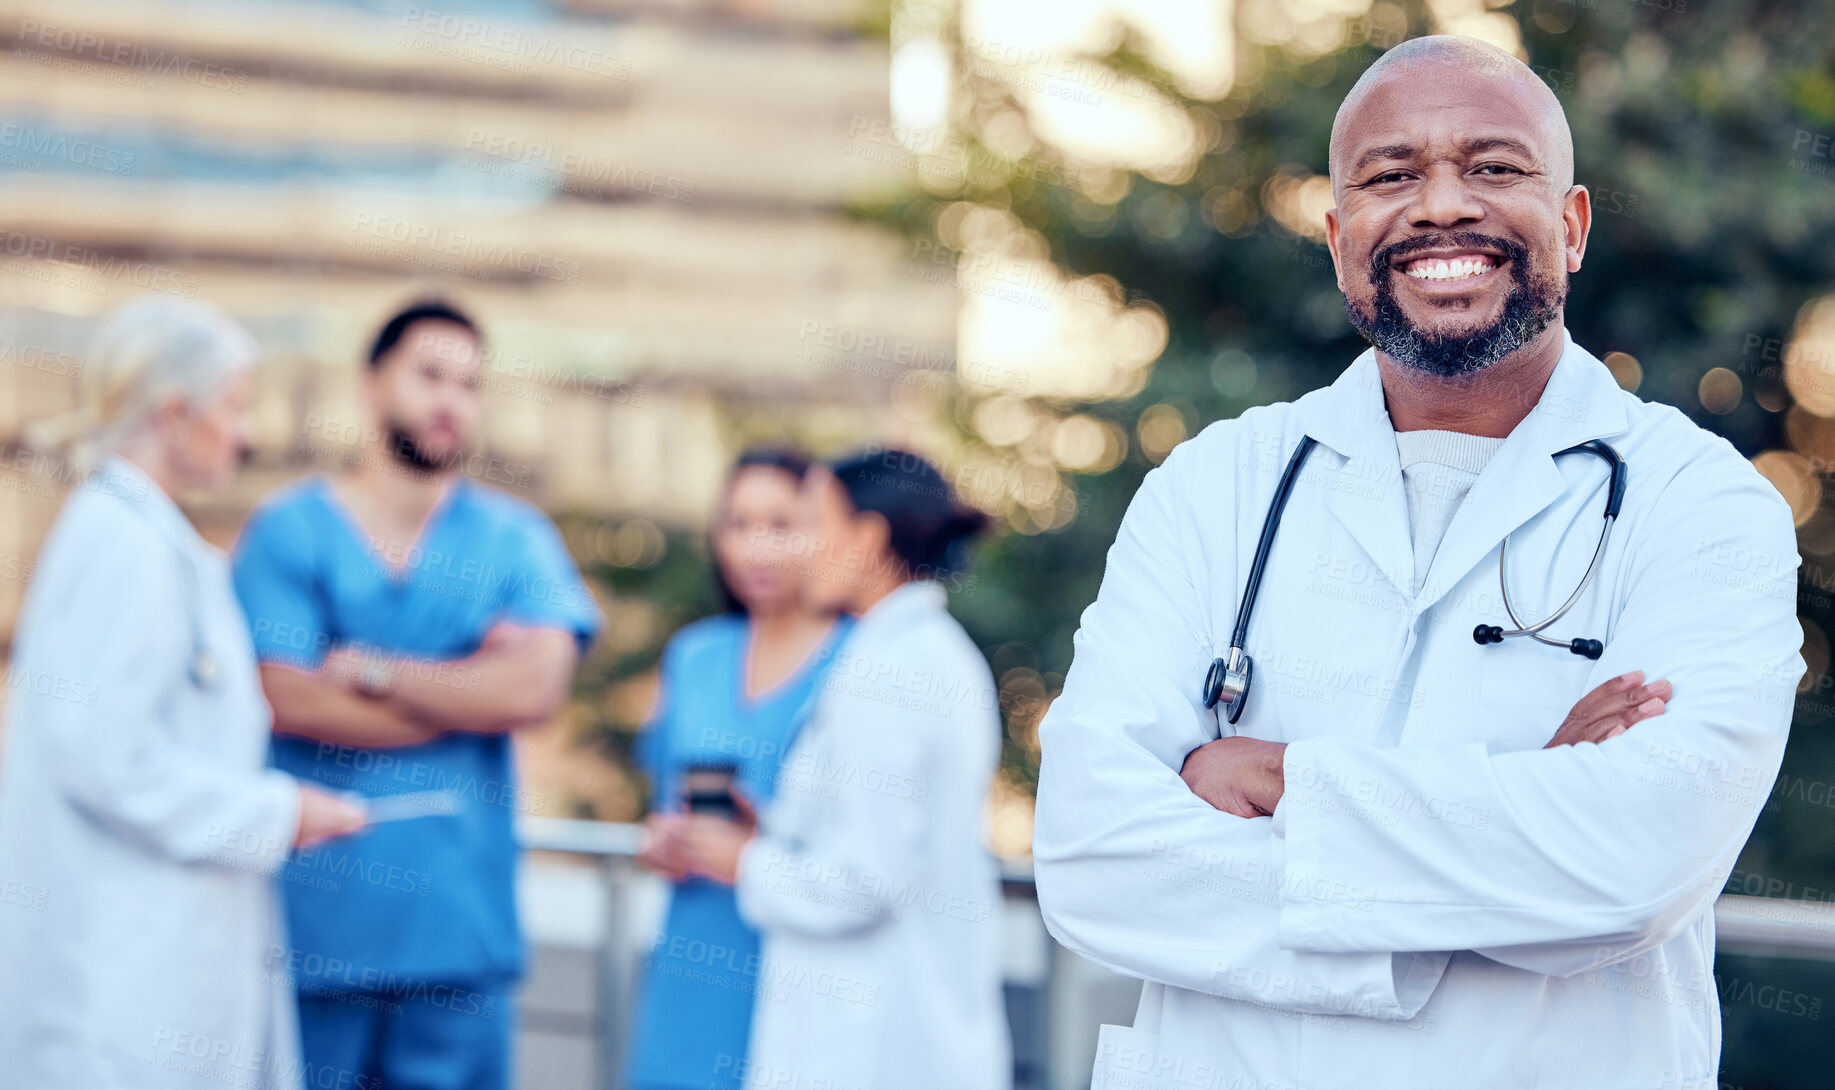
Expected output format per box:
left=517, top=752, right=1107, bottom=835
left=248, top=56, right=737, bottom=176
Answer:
left=678, top=446, right=1012, bottom=1090
left=0, top=296, right=366, bottom=1090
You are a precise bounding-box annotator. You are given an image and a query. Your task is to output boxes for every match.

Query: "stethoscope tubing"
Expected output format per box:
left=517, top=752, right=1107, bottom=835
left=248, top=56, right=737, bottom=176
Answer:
left=1493, top=511, right=1616, bottom=644
left=1205, top=433, right=1625, bottom=715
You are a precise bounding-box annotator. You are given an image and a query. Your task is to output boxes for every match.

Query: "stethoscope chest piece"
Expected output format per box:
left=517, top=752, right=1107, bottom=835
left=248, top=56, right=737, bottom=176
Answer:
left=1202, top=647, right=1253, bottom=724
left=190, top=648, right=221, bottom=689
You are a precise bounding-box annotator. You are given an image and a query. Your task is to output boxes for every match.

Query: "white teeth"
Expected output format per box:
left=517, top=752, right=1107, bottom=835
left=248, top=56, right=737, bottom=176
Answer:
left=1404, top=255, right=1496, bottom=281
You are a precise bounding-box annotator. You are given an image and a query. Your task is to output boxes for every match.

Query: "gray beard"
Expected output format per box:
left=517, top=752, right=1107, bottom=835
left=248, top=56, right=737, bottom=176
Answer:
left=1346, top=234, right=1564, bottom=378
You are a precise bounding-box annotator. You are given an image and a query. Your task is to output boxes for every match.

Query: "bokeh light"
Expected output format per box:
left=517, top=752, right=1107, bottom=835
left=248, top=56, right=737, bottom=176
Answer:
left=1697, top=367, right=1742, bottom=415
left=1753, top=450, right=1821, bottom=527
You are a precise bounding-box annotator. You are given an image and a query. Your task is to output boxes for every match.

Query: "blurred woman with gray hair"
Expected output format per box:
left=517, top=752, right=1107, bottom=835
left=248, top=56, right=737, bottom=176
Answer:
left=0, top=295, right=366, bottom=1090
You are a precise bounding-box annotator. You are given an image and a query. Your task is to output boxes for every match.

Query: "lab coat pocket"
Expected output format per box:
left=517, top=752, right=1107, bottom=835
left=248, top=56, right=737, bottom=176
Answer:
left=1478, top=654, right=1595, bottom=747
left=1089, top=1023, right=1179, bottom=1090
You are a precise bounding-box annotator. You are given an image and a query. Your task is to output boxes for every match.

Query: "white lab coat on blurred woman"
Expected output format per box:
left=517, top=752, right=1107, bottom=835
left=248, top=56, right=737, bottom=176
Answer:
left=0, top=297, right=361, bottom=1090
left=0, top=457, right=301, bottom=1089
left=733, top=580, right=1012, bottom=1090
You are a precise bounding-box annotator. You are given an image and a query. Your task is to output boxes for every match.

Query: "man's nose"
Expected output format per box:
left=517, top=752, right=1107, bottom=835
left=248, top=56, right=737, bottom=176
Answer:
left=1407, top=165, right=1484, bottom=228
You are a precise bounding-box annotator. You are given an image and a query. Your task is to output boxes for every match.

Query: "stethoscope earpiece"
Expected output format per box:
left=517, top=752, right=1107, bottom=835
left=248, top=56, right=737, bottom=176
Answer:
left=1470, top=440, right=1624, bottom=658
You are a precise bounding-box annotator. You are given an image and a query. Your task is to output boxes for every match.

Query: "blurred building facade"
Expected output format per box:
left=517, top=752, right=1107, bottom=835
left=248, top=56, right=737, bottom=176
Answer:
left=0, top=0, right=954, bottom=640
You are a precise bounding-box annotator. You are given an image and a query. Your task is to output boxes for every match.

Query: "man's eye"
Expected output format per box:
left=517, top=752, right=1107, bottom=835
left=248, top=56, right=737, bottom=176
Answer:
left=1474, top=163, right=1523, bottom=175
left=1366, top=171, right=1411, bottom=185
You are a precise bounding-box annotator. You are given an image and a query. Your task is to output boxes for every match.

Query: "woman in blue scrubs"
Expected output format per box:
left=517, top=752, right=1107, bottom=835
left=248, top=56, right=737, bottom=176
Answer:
left=625, top=447, right=852, bottom=1090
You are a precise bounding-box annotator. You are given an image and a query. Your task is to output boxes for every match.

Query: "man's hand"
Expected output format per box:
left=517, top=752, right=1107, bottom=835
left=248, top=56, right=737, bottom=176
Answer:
left=1545, top=670, right=1672, bottom=749
left=1180, top=736, right=1288, bottom=818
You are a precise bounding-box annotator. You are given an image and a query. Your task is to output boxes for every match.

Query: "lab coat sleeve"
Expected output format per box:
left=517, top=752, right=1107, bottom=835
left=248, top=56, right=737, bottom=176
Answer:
left=1273, top=451, right=1803, bottom=976
left=38, top=520, right=299, bottom=874
left=1032, top=436, right=1447, bottom=1020
left=734, top=679, right=937, bottom=940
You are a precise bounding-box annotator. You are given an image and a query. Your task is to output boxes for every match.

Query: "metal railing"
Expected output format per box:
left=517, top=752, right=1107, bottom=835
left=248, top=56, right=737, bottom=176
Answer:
left=517, top=816, right=1835, bottom=1090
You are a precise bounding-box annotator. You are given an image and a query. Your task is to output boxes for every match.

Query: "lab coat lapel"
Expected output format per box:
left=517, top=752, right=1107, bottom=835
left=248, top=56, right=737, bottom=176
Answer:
left=99, top=455, right=214, bottom=561
left=1410, top=333, right=1631, bottom=613
left=1299, top=351, right=1417, bottom=599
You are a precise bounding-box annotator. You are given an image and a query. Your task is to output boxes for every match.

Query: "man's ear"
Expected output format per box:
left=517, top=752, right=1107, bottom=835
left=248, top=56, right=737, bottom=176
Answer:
left=1563, top=185, right=1592, bottom=273
left=1325, top=208, right=1347, bottom=294
left=358, top=365, right=383, bottom=423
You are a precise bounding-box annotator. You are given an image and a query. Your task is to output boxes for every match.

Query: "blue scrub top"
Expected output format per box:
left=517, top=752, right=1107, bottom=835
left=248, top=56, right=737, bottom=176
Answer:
left=624, top=612, right=852, bottom=1090
left=231, top=475, right=601, bottom=987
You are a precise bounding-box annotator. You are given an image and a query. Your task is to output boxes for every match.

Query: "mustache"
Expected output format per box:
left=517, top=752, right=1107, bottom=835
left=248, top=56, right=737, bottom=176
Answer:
left=1367, top=231, right=1530, bottom=283
left=1345, top=229, right=1563, bottom=378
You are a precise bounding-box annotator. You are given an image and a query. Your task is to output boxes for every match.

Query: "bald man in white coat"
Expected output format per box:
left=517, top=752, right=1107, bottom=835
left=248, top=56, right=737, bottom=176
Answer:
left=1033, top=37, right=1803, bottom=1090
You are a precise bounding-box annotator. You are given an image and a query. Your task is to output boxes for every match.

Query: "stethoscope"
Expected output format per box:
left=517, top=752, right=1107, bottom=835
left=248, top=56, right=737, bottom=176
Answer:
left=178, top=555, right=223, bottom=690
left=1202, top=435, right=1627, bottom=724
left=190, top=641, right=221, bottom=689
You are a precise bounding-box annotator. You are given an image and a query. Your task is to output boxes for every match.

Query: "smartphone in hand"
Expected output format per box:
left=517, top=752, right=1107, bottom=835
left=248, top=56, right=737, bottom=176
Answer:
left=682, top=762, right=742, bottom=823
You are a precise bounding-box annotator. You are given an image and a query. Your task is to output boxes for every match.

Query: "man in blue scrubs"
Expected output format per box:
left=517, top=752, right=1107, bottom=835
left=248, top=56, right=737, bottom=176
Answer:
left=232, top=300, right=602, bottom=1090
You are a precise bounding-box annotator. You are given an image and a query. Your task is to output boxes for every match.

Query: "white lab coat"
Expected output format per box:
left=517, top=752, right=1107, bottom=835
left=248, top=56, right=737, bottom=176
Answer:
left=735, top=580, right=1012, bottom=1090
left=1034, top=332, right=1804, bottom=1090
left=0, top=456, right=303, bottom=1090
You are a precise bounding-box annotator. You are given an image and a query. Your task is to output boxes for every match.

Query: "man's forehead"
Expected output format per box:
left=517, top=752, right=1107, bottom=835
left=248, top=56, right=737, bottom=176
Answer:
left=1344, top=125, right=1548, bottom=167
left=1332, top=61, right=1562, bottom=175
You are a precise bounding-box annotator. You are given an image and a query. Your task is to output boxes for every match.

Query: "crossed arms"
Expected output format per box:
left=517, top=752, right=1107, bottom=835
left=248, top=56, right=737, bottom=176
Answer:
left=1031, top=442, right=1802, bottom=1020
left=261, top=622, right=579, bottom=748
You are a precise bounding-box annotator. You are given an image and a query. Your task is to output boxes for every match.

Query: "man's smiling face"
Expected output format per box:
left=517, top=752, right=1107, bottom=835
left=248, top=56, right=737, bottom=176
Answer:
left=1326, top=46, right=1588, bottom=378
